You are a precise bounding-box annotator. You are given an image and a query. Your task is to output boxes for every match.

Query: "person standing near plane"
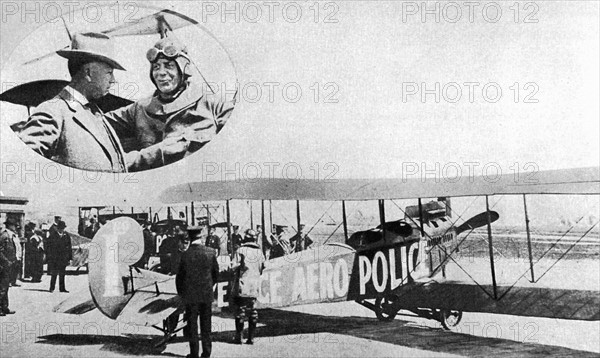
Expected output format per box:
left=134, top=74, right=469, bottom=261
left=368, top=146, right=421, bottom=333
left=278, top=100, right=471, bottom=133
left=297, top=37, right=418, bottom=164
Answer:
left=269, top=225, right=291, bottom=259
left=231, top=229, right=265, bottom=344
left=289, top=224, right=314, bottom=253
left=46, top=221, right=72, bottom=293
left=9, top=223, right=23, bottom=287
left=257, top=225, right=271, bottom=259
left=205, top=226, right=220, bottom=256
left=170, top=235, right=190, bottom=275
left=176, top=226, right=219, bottom=358
left=230, top=225, right=243, bottom=255
left=28, top=229, right=45, bottom=283
left=0, top=217, right=19, bottom=316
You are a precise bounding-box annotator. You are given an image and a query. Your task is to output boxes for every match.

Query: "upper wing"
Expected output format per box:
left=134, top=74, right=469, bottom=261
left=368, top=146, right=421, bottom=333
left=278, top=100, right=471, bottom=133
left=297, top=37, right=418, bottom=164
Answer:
left=160, top=167, right=600, bottom=203
left=0, top=80, right=133, bottom=113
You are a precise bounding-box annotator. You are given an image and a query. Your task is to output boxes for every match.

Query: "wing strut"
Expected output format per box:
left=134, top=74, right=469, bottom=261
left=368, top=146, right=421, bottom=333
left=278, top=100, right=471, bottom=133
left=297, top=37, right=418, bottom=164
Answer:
left=485, top=196, right=498, bottom=299
left=190, top=202, right=195, bottom=226
left=296, top=200, right=302, bottom=234
left=378, top=199, right=386, bottom=242
left=417, top=199, right=433, bottom=273
left=269, top=200, right=273, bottom=232
left=260, top=200, right=266, bottom=252
left=249, top=201, right=254, bottom=229
left=522, top=194, right=535, bottom=282
left=342, top=200, right=349, bottom=243
left=226, top=199, right=232, bottom=256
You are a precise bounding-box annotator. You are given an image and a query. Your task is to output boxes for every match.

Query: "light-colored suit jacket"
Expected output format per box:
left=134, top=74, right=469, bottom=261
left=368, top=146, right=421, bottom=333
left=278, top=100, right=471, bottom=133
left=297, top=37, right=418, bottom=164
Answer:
left=19, top=88, right=127, bottom=172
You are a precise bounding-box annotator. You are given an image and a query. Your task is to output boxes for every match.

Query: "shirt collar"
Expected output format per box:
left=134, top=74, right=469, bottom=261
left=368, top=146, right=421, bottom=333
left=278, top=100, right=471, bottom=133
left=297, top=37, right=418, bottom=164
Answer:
left=64, top=85, right=90, bottom=106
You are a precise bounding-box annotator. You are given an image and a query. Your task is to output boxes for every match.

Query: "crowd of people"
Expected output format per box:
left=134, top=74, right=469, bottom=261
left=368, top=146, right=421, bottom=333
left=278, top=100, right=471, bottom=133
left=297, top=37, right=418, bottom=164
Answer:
left=143, top=220, right=314, bottom=276
left=1, top=214, right=315, bottom=357
left=0, top=216, right=74, bottom=316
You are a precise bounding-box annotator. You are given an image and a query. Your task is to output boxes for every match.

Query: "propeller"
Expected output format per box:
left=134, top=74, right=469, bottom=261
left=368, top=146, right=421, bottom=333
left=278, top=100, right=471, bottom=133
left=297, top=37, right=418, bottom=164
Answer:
left=22, top=14, right=72, bottom=66
left=0, top=79, right=69, bottom=107
left=101, top=8, right=198, bottom=37
left=0, top=79, right=133, bottom=116
left=22, top=45, right=69, bottom=66
left=455, top=211, right=500, bottom=235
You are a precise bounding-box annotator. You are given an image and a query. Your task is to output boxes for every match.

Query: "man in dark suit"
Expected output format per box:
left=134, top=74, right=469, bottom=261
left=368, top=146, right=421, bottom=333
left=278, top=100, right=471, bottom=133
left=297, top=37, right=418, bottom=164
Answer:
left=204, top=226, right=220, bottom=256
left=176, top=226, right=219, bottom=358
left=0, top=217, right=19, bottom=316
left=46, top=221, right=72, bottom=293
left=230, top=225, right=243, bottom=255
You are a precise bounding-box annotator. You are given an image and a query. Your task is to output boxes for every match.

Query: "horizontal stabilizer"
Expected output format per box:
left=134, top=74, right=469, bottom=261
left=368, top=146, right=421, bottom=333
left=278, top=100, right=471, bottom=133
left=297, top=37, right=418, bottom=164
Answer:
left=53, top=289, right=97, bottom=315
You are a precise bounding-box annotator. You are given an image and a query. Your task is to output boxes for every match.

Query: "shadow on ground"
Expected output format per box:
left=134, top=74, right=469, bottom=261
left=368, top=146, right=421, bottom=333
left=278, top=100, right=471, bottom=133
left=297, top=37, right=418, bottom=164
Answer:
left=37, top=333, right=179, bottom=356
left=37, top=308, right=593, bottom=357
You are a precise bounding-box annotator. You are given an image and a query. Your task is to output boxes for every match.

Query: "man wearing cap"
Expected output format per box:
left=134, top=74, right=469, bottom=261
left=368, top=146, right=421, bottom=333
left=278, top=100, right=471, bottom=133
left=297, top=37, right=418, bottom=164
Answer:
left=0, top=217, right=19, bottom=316
left=176, top=226, right=219, bottom=358
left=204, top=226, right=220, bottom=256
left=18, top=32, right=185, bottom=172
left=231, top=229, right=265, bottom=344
left=104, top=37, right=235, bottom=171
left=230, top=225, right=243, bottom=254
left=45, top=221, right=72, bottom=293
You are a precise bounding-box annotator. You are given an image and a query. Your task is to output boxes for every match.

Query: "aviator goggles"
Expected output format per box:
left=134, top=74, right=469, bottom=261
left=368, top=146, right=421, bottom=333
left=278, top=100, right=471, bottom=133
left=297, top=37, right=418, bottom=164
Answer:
left=146, top=45, right=189, bottom=62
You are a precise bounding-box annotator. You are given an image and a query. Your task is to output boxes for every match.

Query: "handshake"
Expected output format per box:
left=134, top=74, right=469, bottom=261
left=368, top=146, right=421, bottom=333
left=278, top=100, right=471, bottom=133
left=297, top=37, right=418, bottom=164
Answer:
left=162, top=130, right=214, bottom=156
left=160, top=136, right=190, bottom=156
left=126, top=132, right=214, bottom=171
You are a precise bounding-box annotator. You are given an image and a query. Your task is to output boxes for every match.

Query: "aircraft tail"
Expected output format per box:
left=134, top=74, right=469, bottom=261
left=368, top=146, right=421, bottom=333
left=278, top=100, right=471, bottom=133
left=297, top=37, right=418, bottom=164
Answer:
left=87, top=217, right=144, bottom=319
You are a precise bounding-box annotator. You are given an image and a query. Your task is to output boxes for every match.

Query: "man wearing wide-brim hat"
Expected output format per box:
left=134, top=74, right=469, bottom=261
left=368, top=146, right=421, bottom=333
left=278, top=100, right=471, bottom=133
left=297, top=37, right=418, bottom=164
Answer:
left=45, top=220, right=72, bottom=293
left=18, top=32, right=184, bottom=172
left=0, top=217, right=19, bottom=316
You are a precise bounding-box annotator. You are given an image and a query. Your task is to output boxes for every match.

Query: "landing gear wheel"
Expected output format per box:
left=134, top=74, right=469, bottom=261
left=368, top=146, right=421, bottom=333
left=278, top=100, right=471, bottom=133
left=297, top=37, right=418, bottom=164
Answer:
left=439, top=310, right=462, bottom=330
left=374, top=297, right=397, bottom=321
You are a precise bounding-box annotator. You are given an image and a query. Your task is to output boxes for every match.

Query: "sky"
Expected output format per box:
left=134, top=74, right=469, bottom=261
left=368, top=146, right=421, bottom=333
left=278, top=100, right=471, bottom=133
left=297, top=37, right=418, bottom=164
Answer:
left=0, top=1, right=598, bottom=218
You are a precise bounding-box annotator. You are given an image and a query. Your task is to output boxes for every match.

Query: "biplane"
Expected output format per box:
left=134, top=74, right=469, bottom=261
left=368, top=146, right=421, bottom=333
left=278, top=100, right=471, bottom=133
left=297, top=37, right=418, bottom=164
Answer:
left=53, top=166, right=599, bottom=349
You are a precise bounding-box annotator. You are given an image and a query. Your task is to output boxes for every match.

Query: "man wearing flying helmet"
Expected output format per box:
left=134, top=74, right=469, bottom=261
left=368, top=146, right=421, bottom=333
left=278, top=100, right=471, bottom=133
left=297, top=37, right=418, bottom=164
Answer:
left=230, top=229, right=265, bottom=345
left=105, top=37, right=235, bottom=171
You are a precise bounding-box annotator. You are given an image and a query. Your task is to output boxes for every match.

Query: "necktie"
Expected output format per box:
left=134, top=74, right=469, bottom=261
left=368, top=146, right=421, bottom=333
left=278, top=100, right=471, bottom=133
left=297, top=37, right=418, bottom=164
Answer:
left=86, top=102, right=126, bottom=171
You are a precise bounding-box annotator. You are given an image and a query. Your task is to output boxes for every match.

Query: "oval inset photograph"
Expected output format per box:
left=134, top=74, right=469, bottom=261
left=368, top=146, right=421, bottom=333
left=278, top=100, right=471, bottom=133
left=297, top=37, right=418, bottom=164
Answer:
left=1, top=5, right=237, bottom=172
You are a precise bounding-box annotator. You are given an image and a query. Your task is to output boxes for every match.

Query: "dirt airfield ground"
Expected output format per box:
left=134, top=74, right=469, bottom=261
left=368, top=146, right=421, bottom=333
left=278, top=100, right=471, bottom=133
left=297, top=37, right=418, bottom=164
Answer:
left=1, top=256, right=598, bottom=358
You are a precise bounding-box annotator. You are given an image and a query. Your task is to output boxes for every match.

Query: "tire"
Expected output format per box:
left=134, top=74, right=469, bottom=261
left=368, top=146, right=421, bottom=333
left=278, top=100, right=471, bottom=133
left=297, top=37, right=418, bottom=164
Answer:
left=148, top=263, right=164, bottom=273
left=439, top=310, right=462, bottom=330
left=374, top=297, right=397, bottom=321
